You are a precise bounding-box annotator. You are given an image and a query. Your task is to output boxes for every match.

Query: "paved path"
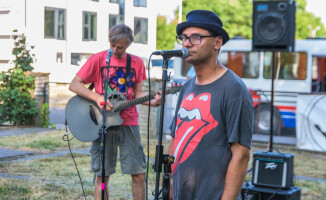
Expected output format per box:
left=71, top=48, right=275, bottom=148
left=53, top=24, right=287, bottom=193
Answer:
left=252, top=134, right=297, bottom=145
left=0, top=126, right=56, bottom=160
left=0, top=126, right=55, bottom=137
left=0, top=148, right=36, bottom=161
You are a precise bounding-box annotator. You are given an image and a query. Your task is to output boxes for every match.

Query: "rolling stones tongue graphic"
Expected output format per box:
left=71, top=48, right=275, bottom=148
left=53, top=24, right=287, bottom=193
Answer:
left=172, top=93, right=218, bottom=174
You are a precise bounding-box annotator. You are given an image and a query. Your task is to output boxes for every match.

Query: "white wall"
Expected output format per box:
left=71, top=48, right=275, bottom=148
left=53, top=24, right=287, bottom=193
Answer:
left=0, top=0, right=161, bottom=83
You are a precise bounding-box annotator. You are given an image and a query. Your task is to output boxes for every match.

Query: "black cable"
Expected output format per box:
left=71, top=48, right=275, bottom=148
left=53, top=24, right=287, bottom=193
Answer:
left=266, top=188, right=282, bottom=200
left=272, top=147, right=281, bottom=153
left=242, top=168, right=253, bottom=199
left=145, top=55, right=153, bottom=200
left=62, top=132, right=86, bottom=200
left=63, top=131, right=109, bottom=200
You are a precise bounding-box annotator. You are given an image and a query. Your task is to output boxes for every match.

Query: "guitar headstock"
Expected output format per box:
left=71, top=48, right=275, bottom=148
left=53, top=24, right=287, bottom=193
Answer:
left=167, top=85, right=182, bottom=95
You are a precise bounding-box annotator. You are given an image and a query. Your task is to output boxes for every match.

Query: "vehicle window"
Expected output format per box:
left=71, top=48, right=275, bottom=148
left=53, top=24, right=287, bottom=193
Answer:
left=263, top=52, right=307, bottom=80
left=151, top=59, right=174, bottom=68
left=220, top=51, right=260, bottom=78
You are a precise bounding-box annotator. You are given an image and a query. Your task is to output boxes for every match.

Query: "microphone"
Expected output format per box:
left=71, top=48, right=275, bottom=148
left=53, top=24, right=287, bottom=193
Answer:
left=106, top=48, right=113, bottom=64
left=152, top=48, right=189, bottom=59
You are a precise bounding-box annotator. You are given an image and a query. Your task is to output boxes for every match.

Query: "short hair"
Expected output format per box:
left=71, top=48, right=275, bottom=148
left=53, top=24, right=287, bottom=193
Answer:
left=109, top=24, right=134, bottom=46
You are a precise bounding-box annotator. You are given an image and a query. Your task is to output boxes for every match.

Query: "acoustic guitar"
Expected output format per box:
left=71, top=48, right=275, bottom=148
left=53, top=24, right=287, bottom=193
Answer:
left=65, top=85, right=181, bottom=142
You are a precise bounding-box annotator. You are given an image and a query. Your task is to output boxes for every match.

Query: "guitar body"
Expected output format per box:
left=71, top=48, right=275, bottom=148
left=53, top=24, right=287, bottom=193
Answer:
left=65, top=86, right=181, bottom=142
left=65, top=91, right=126, bottom=142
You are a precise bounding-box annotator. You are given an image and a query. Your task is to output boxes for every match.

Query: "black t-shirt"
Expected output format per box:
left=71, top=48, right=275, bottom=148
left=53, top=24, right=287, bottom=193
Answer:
left=170, top=69, right=254, bottom=200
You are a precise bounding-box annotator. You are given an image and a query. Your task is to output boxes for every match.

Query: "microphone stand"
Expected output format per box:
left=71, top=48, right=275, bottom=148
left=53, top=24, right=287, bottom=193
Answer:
left=99, top=50, right=112, bottom=200
left=268, top=51, right=276, bottom=152
left=153, top=57, right=174, bottom=200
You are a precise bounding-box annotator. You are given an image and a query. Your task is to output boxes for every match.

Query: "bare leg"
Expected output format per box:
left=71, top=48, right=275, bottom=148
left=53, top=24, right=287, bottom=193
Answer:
left=131, top=173, right=145, bottom=200
left=95, top=175, right=109, bottom=200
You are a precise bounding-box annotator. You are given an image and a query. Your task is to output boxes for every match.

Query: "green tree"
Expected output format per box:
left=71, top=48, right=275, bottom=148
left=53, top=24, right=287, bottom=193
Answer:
left=156, top=0, right=326, bottom=47
left=156, top=16, right=178, bottom=50
left=0, top=30, right=38, bottom=125
left=182, top=0, right=253, bottom=39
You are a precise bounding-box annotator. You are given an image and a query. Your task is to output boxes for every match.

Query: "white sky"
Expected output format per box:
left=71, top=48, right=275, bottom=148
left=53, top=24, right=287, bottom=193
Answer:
left=306, top=0, right=326, bottom=26
left=156, top=0, right=180, bottom=23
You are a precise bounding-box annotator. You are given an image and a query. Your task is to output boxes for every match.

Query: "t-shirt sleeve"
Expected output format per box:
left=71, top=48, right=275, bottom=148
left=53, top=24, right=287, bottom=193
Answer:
left=225, top=97, right=254, bottom=149
left=76, top=54, right=101, bottom=84
left=134, top=56, right=146, bottom=83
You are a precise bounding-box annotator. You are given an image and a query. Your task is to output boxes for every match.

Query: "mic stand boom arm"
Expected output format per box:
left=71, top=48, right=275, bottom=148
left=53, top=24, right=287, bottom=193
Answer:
left=153, top=57, right=174, bottom=200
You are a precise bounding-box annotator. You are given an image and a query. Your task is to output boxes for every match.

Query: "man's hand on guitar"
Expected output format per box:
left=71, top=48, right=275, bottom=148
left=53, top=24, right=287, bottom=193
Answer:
left=151, top=90, right=162, bottom=107
left=97, top=95, right=114, bottom=111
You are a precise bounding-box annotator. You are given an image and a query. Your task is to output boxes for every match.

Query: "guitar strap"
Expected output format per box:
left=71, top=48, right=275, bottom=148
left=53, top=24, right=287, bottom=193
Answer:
left=125, top=53, right=131, bottom=98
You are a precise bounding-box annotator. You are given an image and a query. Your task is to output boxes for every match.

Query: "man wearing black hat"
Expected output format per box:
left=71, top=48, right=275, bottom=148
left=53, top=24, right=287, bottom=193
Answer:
left=168, top=10, right=254, bottom=200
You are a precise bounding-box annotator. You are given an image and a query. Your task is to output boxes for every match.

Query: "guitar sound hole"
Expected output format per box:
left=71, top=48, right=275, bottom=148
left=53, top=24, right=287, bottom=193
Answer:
left=108, top=93, right=125, bottom=102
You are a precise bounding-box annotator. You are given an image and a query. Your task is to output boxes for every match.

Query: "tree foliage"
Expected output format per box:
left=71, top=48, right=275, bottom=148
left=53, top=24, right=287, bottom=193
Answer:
left=156, top=0, right=326, bottom=50
left=156, top=16, right=178, bottom=50
left=0, top=31, right=37, bottom=125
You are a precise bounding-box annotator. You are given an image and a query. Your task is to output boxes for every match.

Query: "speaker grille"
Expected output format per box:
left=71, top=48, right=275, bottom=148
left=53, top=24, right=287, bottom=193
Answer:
left=252, top=152, right=294, bottom=189
left=256, top=12, right=285, bottom=42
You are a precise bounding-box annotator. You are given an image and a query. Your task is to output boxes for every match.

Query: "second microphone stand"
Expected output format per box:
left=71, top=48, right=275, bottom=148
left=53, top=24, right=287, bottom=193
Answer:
left=153, top=57, right=174, bottom=200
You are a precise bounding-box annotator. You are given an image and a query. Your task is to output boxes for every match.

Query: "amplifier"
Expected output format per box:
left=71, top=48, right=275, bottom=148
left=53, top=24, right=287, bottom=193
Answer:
left=241, top=184, right=301, bottom=200
left=252, top=151, right=294, bottom=188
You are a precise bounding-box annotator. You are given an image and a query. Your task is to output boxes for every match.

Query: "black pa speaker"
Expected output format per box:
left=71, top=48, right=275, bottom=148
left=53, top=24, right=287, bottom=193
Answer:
left=252, top=151, right=294, bottom=189
left=252, top=0, right=296, bottom=52
left=242, top=184, right=301, bottom=200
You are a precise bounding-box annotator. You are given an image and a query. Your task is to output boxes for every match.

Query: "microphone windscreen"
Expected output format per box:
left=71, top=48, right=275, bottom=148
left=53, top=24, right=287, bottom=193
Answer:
left=181, top=48, right=189, bottom=59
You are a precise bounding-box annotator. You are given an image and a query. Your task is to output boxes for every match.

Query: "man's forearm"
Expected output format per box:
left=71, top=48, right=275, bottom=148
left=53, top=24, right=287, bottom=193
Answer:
left=221, top=144, right=250, bottom=200
left=69, top=76, right=100, bottom=102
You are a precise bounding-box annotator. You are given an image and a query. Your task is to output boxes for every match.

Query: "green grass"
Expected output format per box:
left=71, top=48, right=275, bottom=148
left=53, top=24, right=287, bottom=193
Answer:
left=0, top=130, right=325, bottom=199
left=0, top=130, right=91, bottom=152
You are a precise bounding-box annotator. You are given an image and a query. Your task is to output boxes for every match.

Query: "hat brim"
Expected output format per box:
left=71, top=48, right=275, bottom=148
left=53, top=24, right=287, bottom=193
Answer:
left=177, top=22, right=230, bottom=45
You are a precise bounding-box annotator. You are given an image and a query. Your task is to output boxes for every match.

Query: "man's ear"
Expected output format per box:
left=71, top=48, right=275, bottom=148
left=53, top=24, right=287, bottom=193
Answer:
left=214, top=35, right=223, bottom=51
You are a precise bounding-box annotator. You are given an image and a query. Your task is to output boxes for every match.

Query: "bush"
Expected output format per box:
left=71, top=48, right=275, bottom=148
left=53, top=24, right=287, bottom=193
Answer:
left=0, top=31, right=38, bottom=125
left=40, top=103, right=56, bottom=128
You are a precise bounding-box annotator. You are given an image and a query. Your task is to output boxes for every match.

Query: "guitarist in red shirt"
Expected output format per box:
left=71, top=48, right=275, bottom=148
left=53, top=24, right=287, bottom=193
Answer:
left=69, top=24, right=161, bottom=200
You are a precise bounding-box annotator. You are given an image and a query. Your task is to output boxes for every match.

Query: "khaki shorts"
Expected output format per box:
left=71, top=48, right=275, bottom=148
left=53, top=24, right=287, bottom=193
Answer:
left=90, top=126, right=146, bottom=176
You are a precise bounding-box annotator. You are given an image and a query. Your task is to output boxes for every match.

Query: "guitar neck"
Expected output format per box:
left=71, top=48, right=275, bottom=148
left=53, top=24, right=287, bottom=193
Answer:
left=114, top=93, right=156, bottom=112
left=113, top=86, right=181, bottom=112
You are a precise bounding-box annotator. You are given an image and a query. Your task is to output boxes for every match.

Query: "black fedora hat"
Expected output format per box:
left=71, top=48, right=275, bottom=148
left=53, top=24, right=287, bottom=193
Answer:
left=176, top=10, right=230, bottom=45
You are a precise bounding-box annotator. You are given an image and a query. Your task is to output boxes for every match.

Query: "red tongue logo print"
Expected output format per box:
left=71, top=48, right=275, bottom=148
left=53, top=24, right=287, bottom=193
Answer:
left=172, top=93, right=218, bottom=174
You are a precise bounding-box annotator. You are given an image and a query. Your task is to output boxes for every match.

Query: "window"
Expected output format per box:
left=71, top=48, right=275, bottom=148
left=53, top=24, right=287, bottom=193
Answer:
left=134, top=17, right=148, bottom=44
left=44, top=8, right=65, bottom=39
left=56, top=52, right=63, bottom=63
left=151, top=59, right=174, bottom=68
left=134, top=0, right=147, bottom=7
left=263, top=52, right=307, bottom=80
left=109, top=14, right=124, bottom=30
left=108, top=0, right=125, bottom=31
left=311, top=56, right=326, bottom=92
left=220, top=51, right=260, bottom=79
left=83, top=12, right=97, bottom=41
left=71, top=53, right=93, bottom=66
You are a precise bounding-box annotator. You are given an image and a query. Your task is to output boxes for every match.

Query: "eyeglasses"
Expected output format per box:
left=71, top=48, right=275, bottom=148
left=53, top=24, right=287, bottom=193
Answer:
left=176, top=35, right=217, bottom=45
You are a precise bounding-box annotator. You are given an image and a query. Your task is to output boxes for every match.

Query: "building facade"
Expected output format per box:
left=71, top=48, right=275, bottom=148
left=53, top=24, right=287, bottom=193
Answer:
left=0, top=0, right=159, bottom=82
